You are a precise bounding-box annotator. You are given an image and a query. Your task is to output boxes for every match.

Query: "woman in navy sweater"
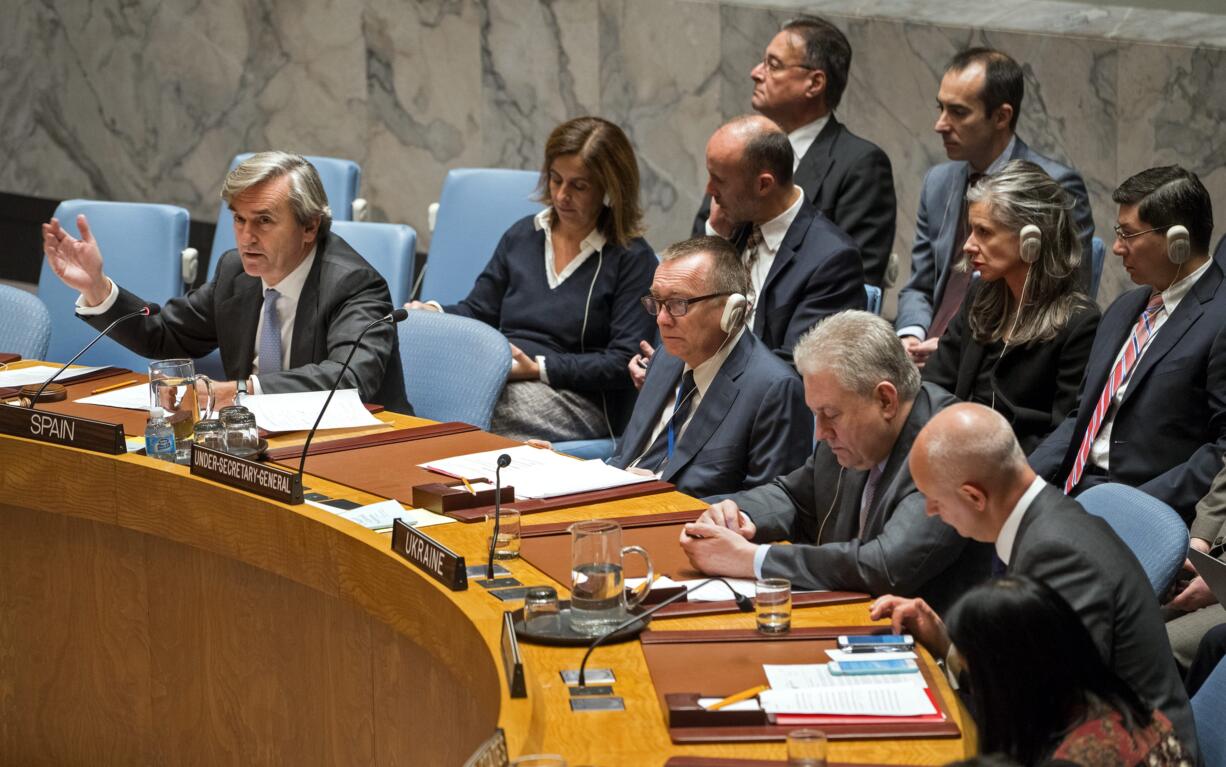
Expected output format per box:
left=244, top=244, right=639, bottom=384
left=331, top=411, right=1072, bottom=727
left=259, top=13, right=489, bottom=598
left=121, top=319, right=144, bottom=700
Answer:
left=411, top=117, right=657, bottom=441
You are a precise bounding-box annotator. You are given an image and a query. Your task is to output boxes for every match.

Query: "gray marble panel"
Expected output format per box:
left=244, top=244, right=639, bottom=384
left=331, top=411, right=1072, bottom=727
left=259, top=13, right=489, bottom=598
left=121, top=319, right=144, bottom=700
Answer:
left=599, top=0, right=723, bottom=249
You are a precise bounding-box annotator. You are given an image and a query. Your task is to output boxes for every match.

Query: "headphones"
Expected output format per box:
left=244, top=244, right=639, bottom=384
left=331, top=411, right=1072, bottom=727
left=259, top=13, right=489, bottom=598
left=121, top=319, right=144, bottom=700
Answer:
left=720, top=293, right=751, bottom=333
left=1168, top=224, right=1191, bottom=265
left=1019, top=224, right=1042, bottom=265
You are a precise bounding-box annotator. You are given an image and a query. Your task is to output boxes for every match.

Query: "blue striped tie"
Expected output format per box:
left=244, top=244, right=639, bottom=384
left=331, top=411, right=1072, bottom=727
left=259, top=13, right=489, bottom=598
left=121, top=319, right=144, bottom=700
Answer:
left=258, top=288, right=283, bottom=374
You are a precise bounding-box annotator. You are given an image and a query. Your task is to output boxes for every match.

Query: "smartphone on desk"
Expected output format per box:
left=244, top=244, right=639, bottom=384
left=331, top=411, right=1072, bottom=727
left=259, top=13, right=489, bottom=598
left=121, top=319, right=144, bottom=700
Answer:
left=829, top=658, right=919, bottom=675
left=837, top=634, right=914, bottom=652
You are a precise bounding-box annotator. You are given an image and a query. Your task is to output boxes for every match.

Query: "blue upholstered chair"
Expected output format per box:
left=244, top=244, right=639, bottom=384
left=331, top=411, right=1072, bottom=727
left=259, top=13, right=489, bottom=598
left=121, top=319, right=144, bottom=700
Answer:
left=421, top=168, right=544, bottom=305
left=206, top=154, right=363, bottom=282
left=1090, top=236, right=1105, bottom=299
left=330, top=221, right=417, bottom=308
left=1076, top=483, right=1188, bottom=597
left=554, top=438, right=617, bottom=461
left=398, top=311, right=510, bottom=430
left=1192, top=655, right=1226, bottom=766
left=865, top=284, right=883, bottom=315
left=0, top=285, right=52, bottom=360
left=38, top=200, right=189, bottom=371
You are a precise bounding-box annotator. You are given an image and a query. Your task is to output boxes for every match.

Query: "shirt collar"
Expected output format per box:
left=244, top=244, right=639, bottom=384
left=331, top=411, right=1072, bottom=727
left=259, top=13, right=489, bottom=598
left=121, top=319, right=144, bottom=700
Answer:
left=983, top=135, right=1017, bottom=177
left=687, top=327, right=745, bottom=397
left=788, top=116, right=829, bottom=170
left=759, top=187, right=805, bottom=254
left=995, top=475, right=1047, bottom=564
left=1159, top=257, right=1211, bottom=314
left=534, top=207, right=607, bottom=253
left=262, top=244, right=317, bottom=299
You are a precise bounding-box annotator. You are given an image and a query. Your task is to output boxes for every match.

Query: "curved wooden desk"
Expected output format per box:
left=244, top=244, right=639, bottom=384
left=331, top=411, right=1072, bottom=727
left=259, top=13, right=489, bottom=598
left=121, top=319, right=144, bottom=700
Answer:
left=0, top=425, right=974, bottom=765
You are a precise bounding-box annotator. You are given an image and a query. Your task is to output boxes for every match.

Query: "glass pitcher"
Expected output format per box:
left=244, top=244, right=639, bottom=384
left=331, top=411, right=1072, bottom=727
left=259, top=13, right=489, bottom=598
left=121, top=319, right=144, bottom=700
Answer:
left=568, top=519, right=653, bottom=635
left=148, top=358, right=213, bottom=463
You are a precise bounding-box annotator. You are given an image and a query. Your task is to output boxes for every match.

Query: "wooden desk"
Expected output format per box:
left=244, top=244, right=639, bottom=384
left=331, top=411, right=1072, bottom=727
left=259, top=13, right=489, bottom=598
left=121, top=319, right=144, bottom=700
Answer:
left=0, top=414, right=975, bottom=765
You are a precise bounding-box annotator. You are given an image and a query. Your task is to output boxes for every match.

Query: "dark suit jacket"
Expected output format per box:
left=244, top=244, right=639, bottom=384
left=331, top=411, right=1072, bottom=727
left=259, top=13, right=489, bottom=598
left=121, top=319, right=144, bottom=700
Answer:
left=1029, top=254, right=1226, bottom=522
left=731, top=202, right=865, bottom=364
left=733, top=382, right=991, bottom=614
left=1191, top=456, right=1226, bottom=546
left=608, top=332, right=810, bottom=499
left=1009, top=485, right=1198, bottom=756
left=693, top=116, right=897, bottom=287
left=896, top=137, right=1095, bottom=334
left=922, top=285, right=1100, bottom=452
left=82, top=230, right=411, bottom=412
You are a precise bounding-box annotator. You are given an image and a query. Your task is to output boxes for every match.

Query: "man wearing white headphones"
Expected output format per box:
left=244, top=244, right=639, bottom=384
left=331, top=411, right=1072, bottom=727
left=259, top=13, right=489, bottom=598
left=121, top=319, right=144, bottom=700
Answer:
left=609, top=237, right=811, bottom=500
left=1030, top=165, right=1226, bottom=523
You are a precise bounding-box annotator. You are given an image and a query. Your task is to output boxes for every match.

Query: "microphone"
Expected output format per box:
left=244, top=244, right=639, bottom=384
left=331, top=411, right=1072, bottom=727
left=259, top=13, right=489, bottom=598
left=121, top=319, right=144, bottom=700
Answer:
left=29, top=303, right=160, bottom=407
left=296, top=308, right=408, bottom=477
left=576, top=577, right=753, bottom=687
left=487, top=453, right=513, bottom=579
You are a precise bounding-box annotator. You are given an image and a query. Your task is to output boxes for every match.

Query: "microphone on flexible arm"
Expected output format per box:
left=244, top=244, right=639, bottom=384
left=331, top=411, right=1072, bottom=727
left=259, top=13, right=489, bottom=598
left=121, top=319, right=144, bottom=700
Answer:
left=296, top=308, right=408, bottom=478
left=486, top=453, right=513, bottom=579
left=576, top=577, right=753, bottom=687
left=28, top=303, right=161, bottom=407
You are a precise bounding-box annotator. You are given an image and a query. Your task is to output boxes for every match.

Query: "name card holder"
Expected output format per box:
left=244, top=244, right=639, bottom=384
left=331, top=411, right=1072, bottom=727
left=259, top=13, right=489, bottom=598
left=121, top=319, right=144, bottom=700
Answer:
left=0, top=402, right=125, bottom=454
left=190, top=443, right=303, bottom=505
left=391, top=518, right=468, bottom=591
left=500, top=612, right=527, bottom=698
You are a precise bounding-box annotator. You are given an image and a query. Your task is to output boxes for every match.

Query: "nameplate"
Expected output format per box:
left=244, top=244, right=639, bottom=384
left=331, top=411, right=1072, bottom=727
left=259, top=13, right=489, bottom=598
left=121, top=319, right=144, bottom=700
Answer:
left=391, top=518, right=468, bottom=591
left=190, top=444, right=304, bottom=504
left=500, top=611, right=527, bottom=698
left=0, top=403, right=125, bottom=454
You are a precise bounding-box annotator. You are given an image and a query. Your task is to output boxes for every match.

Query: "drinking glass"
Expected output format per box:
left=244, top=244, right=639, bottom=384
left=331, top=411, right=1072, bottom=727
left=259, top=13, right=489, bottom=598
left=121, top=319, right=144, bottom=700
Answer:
left=219, top=405, right=260, bottom=459
left=486, top=508, right=521, bottom=559
left=787, top=729, right=827, bottom=766
left=755, top=578, right=792, bottom=634
left=193, top=418, right=225, bottom=451
left=568, top=520, right=653, bottom=636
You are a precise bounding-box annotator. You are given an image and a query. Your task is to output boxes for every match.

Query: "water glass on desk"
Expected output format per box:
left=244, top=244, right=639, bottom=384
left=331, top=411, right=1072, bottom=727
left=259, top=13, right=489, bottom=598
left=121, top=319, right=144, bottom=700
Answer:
left=193, top=418, right=225, bottom=451
left=219, top=405, right=260, bottom=459
left=787, top=728, right=827, bottom=766
left=487, top=508, right=521, bottom=559
left=755, top=578, right=791, bottom=634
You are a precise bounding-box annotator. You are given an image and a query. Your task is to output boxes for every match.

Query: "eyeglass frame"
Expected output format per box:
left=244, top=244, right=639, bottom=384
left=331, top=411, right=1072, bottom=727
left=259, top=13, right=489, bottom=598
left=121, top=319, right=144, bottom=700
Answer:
left=1113, top=223, right=1171, bottom=242
left=640, top=292, right=730, bottom=318
left=758, top=54, right=817, bottom=76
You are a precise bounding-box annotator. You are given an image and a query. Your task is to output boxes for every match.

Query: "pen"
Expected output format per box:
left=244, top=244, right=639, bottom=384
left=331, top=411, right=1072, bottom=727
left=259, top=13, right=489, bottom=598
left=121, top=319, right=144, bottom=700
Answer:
left=91, top=379, right=139, bottom=395
left=708, top=683, right=769, bottom=710
left=461, top=477, right=477, bottom=495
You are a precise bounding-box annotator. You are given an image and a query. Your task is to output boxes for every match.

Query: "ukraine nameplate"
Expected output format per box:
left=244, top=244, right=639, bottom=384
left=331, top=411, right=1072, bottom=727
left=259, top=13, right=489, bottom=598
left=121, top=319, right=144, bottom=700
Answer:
left=0, top=403, right=125, bottom=454
left=391, top=518, right=468, bottom=591
left=190, top=443, right=304, bottom=505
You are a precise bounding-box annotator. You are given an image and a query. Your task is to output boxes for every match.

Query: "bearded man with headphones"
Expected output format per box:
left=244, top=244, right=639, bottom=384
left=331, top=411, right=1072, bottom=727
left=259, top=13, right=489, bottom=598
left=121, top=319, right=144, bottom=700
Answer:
left=609, top=236, right=811, bottom=500
left=1030, top=165, right=1226, bottom=525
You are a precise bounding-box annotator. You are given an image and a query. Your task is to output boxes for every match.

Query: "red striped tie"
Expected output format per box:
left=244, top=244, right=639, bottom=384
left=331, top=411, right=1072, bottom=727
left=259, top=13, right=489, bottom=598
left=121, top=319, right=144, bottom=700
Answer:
left=1064, top=292, right=1165, bottom=493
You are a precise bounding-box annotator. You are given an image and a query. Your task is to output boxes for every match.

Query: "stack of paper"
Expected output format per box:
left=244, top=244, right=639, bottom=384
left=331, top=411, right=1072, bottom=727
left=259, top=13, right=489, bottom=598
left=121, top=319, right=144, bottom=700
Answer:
left=76, top=382, right=150, bottom=410
left=0, top=365, right=107, bottom=388
left=420, top=445, right=653, bottom=500
left=241, top=389, right=383, bottom=432
left=306, top=498, right=455, bottom=532
left=756, top=663, right=935, bottom=717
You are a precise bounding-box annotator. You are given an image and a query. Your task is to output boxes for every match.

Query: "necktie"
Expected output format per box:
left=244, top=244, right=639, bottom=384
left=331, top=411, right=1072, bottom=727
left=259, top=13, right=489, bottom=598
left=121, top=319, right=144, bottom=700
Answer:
left=258, top=288, right=284, bottom=374
left=743, top=225, right=764, bottom=269
left=1064, top=292, right=1165, bottom=493
left=635, top=370, right=698, bottom=472
left=859, top=463, right=884, bottom=537
left=928, top=173, right=984, bottom=340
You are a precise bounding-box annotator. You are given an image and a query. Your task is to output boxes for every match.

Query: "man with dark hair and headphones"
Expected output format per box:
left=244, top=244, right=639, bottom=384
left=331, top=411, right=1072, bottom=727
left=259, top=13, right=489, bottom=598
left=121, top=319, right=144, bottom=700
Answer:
left=679, top=310, right=990, bottom=613
left=896, top=47, right=1096, bottom=368
left=1030, top=165, right=1226, bottom=524
left=609, top=236, right=810, bottom=500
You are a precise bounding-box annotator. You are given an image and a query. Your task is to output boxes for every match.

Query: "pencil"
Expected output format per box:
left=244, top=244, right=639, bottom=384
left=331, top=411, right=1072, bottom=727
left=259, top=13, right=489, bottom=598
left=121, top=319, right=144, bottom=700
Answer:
left=708, top=683, right=769, bottom=710
left=91, top=379, right=139, bottom=395
left=461, top=477, right=477, bottom=495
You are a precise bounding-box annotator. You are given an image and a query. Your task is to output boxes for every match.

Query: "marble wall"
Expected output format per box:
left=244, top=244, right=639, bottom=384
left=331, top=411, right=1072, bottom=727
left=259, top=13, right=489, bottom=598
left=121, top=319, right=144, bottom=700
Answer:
left=4, top=0, right=1225, bottom=310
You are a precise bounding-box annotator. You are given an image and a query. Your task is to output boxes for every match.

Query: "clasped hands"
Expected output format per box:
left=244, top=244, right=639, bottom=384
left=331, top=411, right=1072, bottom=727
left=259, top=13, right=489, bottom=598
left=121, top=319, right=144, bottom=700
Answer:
left=678, top=500, right=759, bottom=578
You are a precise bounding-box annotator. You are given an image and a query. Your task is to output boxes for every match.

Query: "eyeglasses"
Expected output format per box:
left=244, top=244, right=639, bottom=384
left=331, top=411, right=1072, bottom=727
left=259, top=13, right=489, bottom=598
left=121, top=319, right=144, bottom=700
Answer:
left=640, top=292, right=730, bottom=318
left=1113, top=224, right=1169, bottom=241
left=759, top=55, right=816, bottom=75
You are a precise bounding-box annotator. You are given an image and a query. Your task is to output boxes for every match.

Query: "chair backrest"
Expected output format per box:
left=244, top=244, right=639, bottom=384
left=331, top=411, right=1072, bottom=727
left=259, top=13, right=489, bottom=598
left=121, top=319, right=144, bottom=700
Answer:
left=1090, top=236, right=1105, bottom=299
left=1192, top=654, right=1226, bottom=767
left=38, top=199, right=189, bottom=371
left=1076, top=483, right=1188, bottom=596
left=865, top=284, right=883, bottom=315
left=330, top=221, right=417, bottom=308
left=422, top=168, right=544, bottom=305
left=398, top=311, right=510, bottom=430
left=0, top=284, right=52, bottom=360
left=207, top=154, right=362, bottom=282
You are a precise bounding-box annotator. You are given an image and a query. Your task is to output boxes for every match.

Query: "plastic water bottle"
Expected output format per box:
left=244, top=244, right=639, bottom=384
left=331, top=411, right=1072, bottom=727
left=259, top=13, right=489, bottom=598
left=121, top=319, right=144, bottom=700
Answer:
left=144, top=406, right=177, bottom=462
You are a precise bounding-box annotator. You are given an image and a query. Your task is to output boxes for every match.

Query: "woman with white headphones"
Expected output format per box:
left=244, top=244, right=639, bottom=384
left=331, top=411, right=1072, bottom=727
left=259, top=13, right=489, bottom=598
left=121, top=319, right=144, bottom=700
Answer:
left=921, top=160, right=1101, bottom=452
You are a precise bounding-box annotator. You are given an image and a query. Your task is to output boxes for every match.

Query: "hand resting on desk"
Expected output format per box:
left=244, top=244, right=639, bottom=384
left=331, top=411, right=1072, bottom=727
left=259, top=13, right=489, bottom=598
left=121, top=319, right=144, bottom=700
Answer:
left=678, top=500, right=759, bottom=578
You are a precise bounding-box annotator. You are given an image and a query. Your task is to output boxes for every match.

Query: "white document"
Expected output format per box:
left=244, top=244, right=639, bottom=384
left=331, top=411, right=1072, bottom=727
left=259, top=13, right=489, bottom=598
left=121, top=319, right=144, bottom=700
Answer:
left=241, top=389, right=382, bottom=432
left=0, top=364, right=106, bottom=388
left=307, top=498, right=455, bottom=532
left=698, top=697, right=761, bottom=712
left=763, top=664, right=926, bottom=691
left=420, top=445, right=653, bottom=499
left=75, top=382, right=150, bottom=410
left=758, top=685, right=936, bottom=716
left=825, top=648, right=918, bottom=662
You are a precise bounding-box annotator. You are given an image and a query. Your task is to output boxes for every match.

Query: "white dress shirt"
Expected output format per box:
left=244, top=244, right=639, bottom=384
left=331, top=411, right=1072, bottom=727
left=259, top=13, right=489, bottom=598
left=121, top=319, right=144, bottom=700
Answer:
left=787, top=116, right=828, bottom=172
left=745, top=187, right=805, bottom=325
left=1089, top=258, right=1211, bottom=470
left=995, top=474, right=1047, bottom=566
